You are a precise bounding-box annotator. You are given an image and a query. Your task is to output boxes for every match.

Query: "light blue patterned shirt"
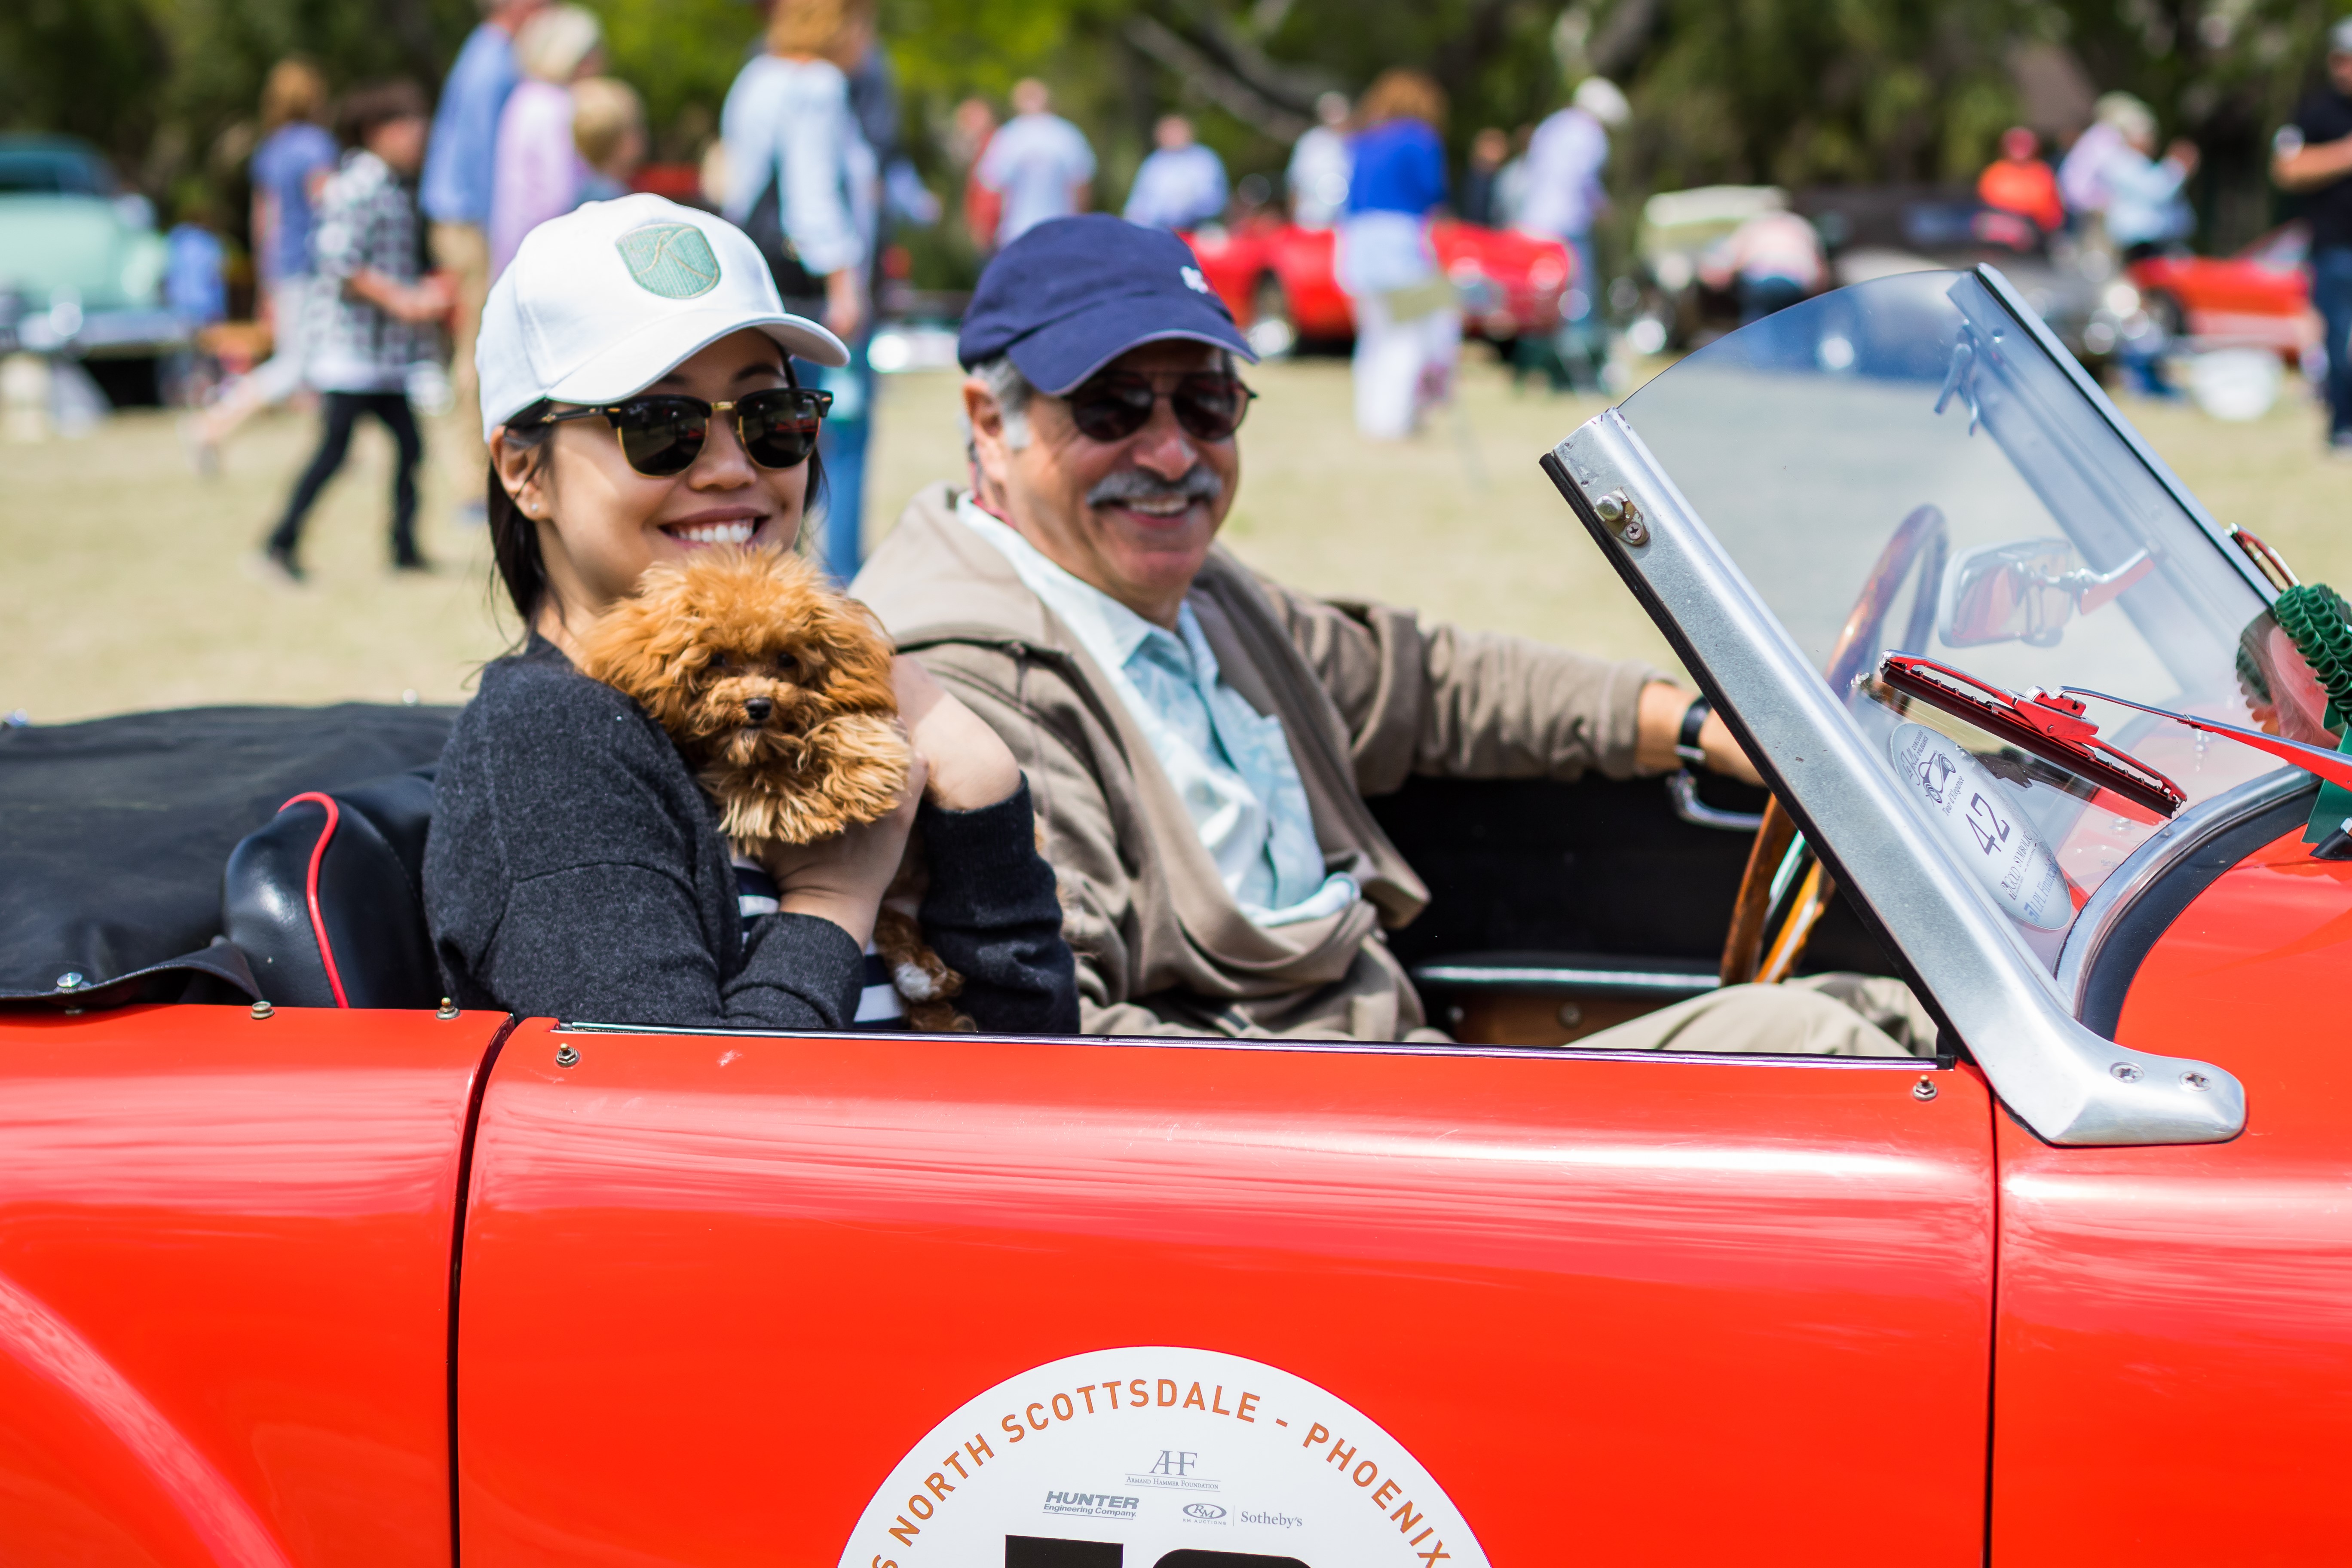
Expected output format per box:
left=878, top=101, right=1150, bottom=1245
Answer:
left=957, top=497, right=1358, bottom=927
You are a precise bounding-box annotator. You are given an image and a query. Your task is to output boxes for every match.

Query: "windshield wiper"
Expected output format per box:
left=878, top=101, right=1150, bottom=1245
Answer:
left=2058, top=686, right=2352, bottom=793
left=1879, top=654, right=2187, bottom=818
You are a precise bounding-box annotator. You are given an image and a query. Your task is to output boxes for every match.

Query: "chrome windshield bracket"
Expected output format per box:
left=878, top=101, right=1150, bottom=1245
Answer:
left=1545, top=409, right=2246, bottom=1146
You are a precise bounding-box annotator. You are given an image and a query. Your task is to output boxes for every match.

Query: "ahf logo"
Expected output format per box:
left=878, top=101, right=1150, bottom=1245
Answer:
left=1149, top=1451, right=1198, bottom=1477
left=1182, top=1502, right=1228, bottom=1523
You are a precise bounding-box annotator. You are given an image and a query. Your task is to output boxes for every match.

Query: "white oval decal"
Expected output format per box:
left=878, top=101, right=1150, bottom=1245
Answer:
left=838, top=1346, right=1488, bottom=1568
left=1888, top=722, right=2072, bottom=930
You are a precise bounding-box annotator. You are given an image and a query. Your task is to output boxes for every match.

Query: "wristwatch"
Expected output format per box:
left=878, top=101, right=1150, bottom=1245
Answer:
left=1675, top=697, right=1712, bottom=768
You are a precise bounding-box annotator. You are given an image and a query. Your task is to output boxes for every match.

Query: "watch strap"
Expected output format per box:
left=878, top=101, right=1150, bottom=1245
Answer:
left=1675, top=697, right=1711, bottom=767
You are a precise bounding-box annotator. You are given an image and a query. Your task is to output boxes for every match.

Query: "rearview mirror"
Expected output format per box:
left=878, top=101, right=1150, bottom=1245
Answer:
left=1938, top=539, right=2153, bottom=649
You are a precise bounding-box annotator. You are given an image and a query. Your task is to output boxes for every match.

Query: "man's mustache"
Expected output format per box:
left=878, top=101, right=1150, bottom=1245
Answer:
left=1086, top=465, right=1225, bottom=509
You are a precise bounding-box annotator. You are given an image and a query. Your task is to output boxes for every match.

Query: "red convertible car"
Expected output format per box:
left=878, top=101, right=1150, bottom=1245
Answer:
left=2125, top=221, right=2318, bottom=358
left=1183, top=217, right=1574, bottom=351
left=4, top=264, right=2350, bottom=1565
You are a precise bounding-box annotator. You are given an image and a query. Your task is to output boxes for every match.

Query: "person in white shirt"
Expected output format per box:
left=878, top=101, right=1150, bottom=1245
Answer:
left=719, top=0, right=876, bottom=343
left=975, top=78, right=1096, bottom=246
left=1123, top=114, right=1229, bottom=232
left=1700, top=206, right=1825, bottom=323
left=1516, top=76, right=1628, bottom=380
left=1285, top=91, right=1351, bottom=230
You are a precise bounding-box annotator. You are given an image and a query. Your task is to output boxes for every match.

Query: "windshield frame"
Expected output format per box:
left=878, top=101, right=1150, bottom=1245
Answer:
left=1542, top=263, right=2247, bottom=1147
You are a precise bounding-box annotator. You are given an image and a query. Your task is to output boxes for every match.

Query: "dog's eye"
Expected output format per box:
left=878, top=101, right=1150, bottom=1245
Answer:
left=708, top=652, right=734, bottom=673
left=772, top=652, right=798, bottom=675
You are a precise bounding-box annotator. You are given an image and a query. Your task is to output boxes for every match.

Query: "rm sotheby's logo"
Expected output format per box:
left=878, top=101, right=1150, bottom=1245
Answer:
left=1042, top=1491, right=1139, bottom=1519
left=1240, top=1509, right=1305, bottom=1529
left=1182, top=1502, right=1227, bottom=1523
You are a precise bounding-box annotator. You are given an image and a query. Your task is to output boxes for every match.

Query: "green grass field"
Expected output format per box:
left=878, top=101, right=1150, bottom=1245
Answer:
left=3, top=354, right=2344, bottom=723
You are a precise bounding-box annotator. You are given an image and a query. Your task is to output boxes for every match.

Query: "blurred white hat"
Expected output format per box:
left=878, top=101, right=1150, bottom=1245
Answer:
left=1574, top=76, right=1631, bottom=127
left=2094, top=92, right=2156, bottom=143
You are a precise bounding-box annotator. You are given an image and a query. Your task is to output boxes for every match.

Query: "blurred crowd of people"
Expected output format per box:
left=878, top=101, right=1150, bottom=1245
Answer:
left=149, top=0, right=2352, bottom=574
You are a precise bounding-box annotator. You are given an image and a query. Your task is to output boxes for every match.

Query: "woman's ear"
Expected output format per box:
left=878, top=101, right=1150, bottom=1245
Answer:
left=490, top=425, right=550, bottom=521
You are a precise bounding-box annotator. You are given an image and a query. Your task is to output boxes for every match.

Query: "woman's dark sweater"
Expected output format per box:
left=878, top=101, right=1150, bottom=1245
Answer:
left=423, top=638, right=1078, bottom=1032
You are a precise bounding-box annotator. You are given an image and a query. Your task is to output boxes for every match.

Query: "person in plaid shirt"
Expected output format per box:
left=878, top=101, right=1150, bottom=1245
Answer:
left=263, top=80, right=453, bottom=580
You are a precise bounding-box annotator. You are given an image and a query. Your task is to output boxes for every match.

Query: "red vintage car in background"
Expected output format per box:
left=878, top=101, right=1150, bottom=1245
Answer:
left=4, top=263, right=2351, bottom=1566
left=1184, top=216, right=1575, bottom=351
left=2126, top=221, right=2318, bottom=358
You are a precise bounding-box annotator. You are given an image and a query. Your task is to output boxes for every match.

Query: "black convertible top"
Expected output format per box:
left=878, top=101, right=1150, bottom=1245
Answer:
left=0, top=704, right=455, bottom=1007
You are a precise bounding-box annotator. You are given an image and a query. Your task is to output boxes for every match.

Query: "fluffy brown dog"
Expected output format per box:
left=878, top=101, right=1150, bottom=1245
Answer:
left=576, top=546, right=968, bottom=1029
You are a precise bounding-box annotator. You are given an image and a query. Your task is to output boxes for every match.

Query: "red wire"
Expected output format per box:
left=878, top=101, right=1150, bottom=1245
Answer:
left=277, top=793, right=349, bottom=1009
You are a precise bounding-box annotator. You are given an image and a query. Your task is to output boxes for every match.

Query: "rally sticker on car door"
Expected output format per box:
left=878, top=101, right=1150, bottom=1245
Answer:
left=1889, top=722, right=2072, bottom=930
left=837, top=1346, right=1486, bottom=1568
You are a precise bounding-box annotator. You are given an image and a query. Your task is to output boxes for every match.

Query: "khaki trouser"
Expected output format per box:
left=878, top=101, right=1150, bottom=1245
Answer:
left=431, top=221, right=491, bottom=497
left=1573, top=974, right=1936, bottom=1058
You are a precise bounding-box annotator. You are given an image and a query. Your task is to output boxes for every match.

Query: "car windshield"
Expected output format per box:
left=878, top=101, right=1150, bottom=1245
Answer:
left=1617, top=267, right=2294, bottom=968
left=0, top=147, right=111, bottom=197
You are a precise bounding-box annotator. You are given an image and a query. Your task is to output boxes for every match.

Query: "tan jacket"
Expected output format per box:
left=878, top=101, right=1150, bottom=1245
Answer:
left=853, top=484, right=1666, bottom=1039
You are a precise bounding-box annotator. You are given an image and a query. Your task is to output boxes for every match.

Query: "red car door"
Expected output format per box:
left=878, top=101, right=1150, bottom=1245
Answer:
left=455, top=1019, right=1994, bottom=1565
left=0, top=1004, right=508, bottom=1568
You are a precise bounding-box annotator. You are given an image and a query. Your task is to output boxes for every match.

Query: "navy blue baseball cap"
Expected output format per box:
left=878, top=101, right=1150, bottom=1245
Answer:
left=957, top=214, right=1256, bottom=395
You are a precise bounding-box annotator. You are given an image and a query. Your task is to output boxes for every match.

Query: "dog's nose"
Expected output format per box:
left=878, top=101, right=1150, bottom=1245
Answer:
left=743, top=697, right=774, bottom=723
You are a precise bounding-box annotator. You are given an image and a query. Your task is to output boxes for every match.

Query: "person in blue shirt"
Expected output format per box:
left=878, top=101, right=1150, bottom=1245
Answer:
left=420, top=0, right=547, bottom=518
left=1335, top=69, right=1457, bottom=439
left=192, top=59, right=339, bottom=460
left=1123, top=115, right=1229, bottom=231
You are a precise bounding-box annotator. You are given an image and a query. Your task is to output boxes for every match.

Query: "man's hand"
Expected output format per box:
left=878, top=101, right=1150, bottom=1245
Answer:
left=2274, top=128, right=2352, bottom=192
left=1636, top=680, right=1763, bottom=785
left=893, top=655, right=1023, bottom=811
left=346, top=268, right=454, bottom=324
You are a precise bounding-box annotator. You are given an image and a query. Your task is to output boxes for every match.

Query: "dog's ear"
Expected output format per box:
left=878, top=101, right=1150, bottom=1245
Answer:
left=576, top=559, right=718, bottom=733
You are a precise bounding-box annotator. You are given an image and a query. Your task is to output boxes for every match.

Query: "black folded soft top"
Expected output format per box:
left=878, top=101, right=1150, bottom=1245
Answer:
left=0, top=704, right=455, bottom=1007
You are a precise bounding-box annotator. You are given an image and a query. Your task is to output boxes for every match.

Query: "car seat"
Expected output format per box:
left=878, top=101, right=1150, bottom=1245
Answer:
left=222, top=768, right=441, bottom=1008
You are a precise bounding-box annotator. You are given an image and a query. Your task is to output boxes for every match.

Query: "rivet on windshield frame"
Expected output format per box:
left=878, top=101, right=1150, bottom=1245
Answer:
left=2110, top=1061, right=2143, bottom=1082
left=437, top=998, right=460, bottom=1020
left=2181, top=1070, right=2211, bottom=1092
left=1619, top=517, right=1649, bottom=545
left=1912, top=1076, right=1938, bottom=1101
left=1593, top=491, right=1626, bottom=523
left=54, top=971, right=83, bottom=991
left=554, top=1044, right=580, bottom=1068
left=251, top=1000, right=274, bottom=1020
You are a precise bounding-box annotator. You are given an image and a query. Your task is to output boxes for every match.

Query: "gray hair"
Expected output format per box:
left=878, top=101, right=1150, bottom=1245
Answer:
left=964, top=354, right=1034, bottom=455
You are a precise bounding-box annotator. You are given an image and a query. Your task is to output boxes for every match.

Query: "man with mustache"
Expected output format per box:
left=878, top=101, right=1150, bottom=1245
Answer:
left=854, top=215, right=1924, bottom=1052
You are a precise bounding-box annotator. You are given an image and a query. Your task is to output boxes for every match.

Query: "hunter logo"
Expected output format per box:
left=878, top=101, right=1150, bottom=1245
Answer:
left=1042, top=1491, right=1139, bottom=1519
left=616, top=222, right=721, bottom=300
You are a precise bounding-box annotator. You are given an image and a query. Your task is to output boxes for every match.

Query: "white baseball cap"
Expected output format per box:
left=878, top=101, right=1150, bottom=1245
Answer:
left=476, top=193, right=848, bottom=438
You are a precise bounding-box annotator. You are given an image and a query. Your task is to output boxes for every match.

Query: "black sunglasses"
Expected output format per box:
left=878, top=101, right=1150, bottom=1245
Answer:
left=538, top=386, right=833, bottom=476
left=1065, top=370, right=1256, bottom=444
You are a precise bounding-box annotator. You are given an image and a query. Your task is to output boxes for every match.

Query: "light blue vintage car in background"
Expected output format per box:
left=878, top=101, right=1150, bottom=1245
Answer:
left=0, top=135, right=188, bottom=397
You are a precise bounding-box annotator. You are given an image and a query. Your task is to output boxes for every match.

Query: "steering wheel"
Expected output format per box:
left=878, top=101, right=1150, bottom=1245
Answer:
left=1718, top=505, right=1948, bottom=987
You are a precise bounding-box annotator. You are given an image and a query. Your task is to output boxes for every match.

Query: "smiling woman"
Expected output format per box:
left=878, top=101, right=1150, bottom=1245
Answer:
left=423, top=194, right=1077, bottom=1035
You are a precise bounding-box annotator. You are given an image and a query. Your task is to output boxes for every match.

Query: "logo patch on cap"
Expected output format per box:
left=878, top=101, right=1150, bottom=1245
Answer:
left=1181, top=265, right=1212, bottom=295
left=616, top=222, right=721, bottom=300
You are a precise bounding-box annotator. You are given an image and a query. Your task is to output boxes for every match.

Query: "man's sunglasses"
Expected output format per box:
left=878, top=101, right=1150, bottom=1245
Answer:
left=538, top=387, right=833, bottom=476
left=1065, top=371, right=1256, bottom=444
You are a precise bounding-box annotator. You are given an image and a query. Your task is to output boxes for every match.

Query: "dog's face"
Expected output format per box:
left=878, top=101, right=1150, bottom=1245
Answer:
left=576, top=545, right=901, bottom=776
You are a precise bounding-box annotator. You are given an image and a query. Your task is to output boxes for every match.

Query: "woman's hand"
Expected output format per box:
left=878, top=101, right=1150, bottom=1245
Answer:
left=764, top=751, right=927, bottom=948
left=893, top=655, right=1023, bottom=811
